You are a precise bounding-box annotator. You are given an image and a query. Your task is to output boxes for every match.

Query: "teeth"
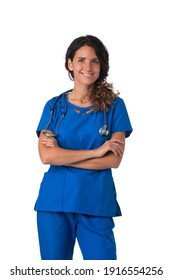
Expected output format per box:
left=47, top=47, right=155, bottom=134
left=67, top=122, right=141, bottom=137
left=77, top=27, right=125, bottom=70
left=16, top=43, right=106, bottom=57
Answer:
left=82, top=73, right=92, bottom=76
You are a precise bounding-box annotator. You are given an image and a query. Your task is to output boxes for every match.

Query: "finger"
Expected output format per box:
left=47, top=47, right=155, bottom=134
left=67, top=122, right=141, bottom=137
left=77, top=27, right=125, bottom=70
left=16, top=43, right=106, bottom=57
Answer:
left=112, top=149, right=119, bottom=157
left=42, top=138, right=55, bottom=142
left=110, top=139, right=125, bottom=144
left=110, top=144, right=124, bottom=157
left=45, top=143, right=55, bottom=147
left=114, top=144, right=124, bottom=156
left=42, top=137, right=56, bottom=142
left=41, top=140, right=55, bottom=146
left=41, top=140, right=53, bottom=144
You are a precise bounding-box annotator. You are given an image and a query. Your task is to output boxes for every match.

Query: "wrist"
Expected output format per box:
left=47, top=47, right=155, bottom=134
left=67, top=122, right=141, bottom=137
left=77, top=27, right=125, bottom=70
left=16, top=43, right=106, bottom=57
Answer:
left=92, top=148, right=100, bottom=158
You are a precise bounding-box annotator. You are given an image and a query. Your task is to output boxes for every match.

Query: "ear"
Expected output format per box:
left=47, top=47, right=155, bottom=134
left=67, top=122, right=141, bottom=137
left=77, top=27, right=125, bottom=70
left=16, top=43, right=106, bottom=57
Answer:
left=68, top=58, right=73, bottom=71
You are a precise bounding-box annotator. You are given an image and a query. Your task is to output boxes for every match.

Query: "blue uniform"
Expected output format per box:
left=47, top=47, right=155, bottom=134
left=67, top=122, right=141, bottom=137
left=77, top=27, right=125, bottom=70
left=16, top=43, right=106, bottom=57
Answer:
left=35, top=90, right=132, bottom=259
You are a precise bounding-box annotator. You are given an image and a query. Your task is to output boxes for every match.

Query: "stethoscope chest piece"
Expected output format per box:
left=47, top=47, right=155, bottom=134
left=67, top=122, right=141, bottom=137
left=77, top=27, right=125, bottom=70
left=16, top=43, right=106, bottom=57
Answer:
left=99, top=125, right=109, bottom=136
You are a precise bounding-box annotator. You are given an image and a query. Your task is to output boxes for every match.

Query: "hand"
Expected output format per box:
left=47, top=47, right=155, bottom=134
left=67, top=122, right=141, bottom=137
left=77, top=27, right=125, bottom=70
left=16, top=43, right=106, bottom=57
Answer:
left=94, top=139, right=124, bottom=158
left=41, top=137, right=59, bottom=147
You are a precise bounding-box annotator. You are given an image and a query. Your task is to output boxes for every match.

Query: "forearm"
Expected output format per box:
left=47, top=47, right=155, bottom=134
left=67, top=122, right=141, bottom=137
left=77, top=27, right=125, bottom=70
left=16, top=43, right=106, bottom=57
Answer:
left=39, top=145, right=97, bottom=165
left=66, top=152, right=123, bottom=170
left=39, top=130, right=125, bottom=166
left=38, top=130, right=98, bottom=165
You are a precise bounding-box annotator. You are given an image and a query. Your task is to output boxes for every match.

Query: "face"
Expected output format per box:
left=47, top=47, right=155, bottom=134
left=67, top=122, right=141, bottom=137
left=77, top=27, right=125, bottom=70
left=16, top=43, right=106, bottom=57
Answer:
left=68, top=46, right=101, bottom=87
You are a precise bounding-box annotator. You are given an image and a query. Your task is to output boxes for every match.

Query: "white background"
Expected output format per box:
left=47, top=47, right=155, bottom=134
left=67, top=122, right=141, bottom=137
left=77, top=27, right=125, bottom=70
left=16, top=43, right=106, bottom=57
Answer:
left=0, top=0, right=173, bottom=278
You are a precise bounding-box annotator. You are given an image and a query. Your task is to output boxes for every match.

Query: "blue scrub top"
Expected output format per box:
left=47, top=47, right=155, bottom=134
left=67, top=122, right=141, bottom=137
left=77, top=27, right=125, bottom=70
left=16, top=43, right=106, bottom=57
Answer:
left=34, top=90, right=133, bottom=217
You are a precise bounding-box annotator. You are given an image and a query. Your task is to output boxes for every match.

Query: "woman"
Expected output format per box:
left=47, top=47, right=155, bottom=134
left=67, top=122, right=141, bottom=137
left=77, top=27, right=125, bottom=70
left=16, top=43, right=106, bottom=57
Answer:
left=35, top=35, right=133, bottom=260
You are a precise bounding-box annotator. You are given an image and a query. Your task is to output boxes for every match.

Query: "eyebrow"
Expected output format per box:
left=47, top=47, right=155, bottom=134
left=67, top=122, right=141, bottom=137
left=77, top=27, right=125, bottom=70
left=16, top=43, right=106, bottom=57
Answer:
left=77, top=56, right=99, bottom=60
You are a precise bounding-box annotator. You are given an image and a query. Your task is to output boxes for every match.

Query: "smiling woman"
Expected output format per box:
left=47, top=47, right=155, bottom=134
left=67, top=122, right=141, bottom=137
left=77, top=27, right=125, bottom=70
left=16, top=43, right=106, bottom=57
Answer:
left=64, top=35, right=116, bottom=112
left=34, top=35, right=133, bottom=260
left=67, top=46, right=101, bottom=92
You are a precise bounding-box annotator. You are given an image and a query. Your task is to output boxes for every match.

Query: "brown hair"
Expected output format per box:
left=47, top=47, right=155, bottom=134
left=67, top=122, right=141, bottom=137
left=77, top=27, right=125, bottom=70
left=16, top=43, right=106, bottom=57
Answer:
left=65, top=35, right=119, bottom=112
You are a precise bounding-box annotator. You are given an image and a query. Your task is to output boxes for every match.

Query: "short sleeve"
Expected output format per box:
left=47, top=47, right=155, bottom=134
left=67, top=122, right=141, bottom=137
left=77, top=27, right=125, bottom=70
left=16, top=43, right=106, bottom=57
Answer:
left=36, top=98, right=55, bottom=137
left=111, top=97, right=133, bottom=137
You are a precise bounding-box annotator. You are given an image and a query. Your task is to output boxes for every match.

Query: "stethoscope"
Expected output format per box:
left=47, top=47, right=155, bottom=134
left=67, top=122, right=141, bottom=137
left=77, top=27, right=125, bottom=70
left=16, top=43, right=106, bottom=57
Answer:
left=42, top=90, right=109, bottom=137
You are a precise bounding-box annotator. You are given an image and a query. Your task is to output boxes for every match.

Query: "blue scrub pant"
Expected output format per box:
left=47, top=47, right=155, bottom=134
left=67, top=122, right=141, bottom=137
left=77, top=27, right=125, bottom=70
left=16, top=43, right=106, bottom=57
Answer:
left=37, top=212, right=117, bottom=260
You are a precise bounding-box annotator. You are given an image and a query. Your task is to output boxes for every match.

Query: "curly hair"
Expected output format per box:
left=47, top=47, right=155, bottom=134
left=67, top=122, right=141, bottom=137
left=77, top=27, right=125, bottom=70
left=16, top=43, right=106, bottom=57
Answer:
left=65, top=35, right=119, bottom=112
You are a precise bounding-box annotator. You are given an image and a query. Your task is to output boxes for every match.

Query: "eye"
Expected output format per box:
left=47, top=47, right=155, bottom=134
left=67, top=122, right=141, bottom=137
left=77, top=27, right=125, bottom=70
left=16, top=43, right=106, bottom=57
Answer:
left=77, top=58, right=85, bottom=63
left=92, top=58, right=100, bottom=64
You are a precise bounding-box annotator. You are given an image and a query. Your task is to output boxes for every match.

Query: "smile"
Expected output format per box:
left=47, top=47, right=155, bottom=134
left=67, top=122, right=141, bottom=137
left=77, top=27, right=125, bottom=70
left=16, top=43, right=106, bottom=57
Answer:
left=81, top=72, right=93, bottom=77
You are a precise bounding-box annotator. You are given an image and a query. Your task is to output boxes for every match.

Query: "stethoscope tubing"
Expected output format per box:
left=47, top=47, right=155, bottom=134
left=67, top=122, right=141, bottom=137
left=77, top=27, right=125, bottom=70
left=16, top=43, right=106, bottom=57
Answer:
left=42, top=91, right=109, bottom=137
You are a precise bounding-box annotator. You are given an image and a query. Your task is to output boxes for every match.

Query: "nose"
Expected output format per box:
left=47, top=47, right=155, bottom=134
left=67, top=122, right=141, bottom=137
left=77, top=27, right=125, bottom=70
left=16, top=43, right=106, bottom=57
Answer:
left=84, top=60, right=92, bottom=71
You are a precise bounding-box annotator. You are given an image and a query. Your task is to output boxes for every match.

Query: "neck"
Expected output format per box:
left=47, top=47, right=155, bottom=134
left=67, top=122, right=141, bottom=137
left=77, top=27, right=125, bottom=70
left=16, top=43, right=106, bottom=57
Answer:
left=69, top=89, right=91, bottom=102
left=68, top=87, right=93, bottom=106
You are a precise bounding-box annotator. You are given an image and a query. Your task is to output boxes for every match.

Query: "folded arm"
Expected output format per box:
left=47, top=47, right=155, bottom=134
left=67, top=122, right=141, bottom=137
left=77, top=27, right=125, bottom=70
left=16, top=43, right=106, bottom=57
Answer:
left=66, top=132, right=125, bottom=169
left=38, top=130, right=125, bottom=169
